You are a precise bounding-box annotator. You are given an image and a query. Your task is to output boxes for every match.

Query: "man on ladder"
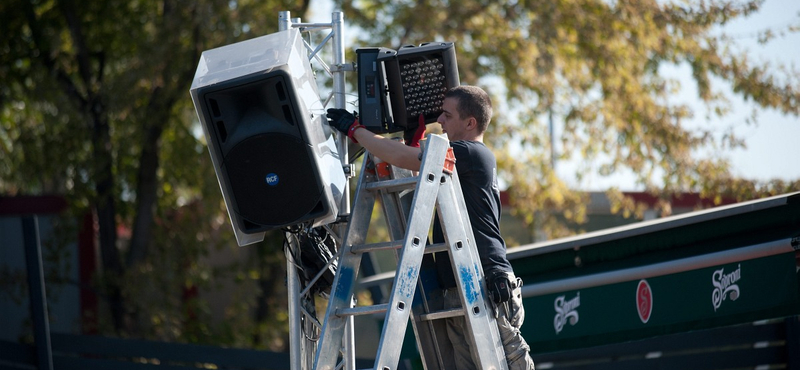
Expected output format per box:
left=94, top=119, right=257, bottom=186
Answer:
left=327, top=85, right=536, bottom=370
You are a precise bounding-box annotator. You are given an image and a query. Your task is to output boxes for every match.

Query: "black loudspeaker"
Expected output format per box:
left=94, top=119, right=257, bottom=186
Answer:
left=190, top=29, right=345, bottom=246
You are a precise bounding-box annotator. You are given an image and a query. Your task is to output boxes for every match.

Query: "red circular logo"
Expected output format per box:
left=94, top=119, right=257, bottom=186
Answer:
left=636, top=279, right=653, bottom=323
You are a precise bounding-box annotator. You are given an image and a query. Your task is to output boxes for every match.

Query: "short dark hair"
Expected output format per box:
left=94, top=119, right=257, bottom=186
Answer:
left=444, top=85, right=493, bottom=134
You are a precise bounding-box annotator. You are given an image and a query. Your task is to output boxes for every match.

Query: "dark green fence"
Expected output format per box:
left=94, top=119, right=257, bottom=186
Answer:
left=534, top=316, right=800, bottom=370
left=0, top=333, right=290, bottom=370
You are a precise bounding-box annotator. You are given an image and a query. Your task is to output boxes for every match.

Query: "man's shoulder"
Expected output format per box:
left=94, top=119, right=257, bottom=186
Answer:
left=451, top=140, right=491, bottom=157
left=450, top=139, right=487, bottom=150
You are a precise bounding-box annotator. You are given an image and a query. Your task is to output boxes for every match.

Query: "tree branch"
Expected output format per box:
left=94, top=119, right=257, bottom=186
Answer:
left=22, top=0, right=89, bottom=111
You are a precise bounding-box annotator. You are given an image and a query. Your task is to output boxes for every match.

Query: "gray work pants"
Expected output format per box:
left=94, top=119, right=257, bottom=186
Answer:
left=443, top=276, right=535, bottom=370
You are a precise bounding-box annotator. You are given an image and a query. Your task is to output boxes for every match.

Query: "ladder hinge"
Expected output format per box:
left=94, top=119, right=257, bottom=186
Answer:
left=442, top=147, right=456, bottom=174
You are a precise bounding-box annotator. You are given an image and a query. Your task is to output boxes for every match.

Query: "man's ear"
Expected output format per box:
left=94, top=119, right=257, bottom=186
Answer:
left=467, top=117, right=478, bottom=130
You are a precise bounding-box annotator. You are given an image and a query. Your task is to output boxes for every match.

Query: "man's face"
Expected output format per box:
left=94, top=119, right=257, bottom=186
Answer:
left=437, top=97, right=471, bottom=141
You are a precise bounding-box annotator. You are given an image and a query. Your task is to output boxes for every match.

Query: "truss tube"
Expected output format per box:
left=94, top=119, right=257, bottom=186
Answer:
left=329, top=12, right=355, bottom=370
left=279, top=11, right=291, bottom=31
left=331, top=11, right=350, bottom=214
left=278, top=13, right=302, bottom=370
left=285, top=235, right=303, bottom=370
left=279, top=11, right=352, bottom=370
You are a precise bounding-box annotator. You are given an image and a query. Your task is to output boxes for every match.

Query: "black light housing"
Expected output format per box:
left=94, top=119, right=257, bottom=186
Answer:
left=356, top=47, right=397, bottom=133
left=356, top=42, right=459, bottom=134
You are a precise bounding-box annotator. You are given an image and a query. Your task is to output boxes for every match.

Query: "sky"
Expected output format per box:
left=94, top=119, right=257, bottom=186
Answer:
left=714, top=0, right=800, bottom=182
left=304, top=0, right=800, bottom=191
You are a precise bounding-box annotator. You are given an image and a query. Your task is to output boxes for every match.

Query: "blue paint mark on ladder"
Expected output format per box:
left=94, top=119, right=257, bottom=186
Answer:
left=459, top=265, right=478, bottom=305
left=334, top=267, right=354, bottom=302
left=398, top=266, right=419, bottom=298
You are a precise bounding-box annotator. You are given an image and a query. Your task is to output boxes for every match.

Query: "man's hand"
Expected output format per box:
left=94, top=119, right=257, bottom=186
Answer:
left=488, top=271, right=513, bottom=304
left=326, top=108, right=365, bottom=143
left=326, top=108, right=357, bottom=134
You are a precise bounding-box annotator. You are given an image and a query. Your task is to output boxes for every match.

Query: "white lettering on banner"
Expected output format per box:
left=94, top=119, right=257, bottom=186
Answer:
left=553, top=292, right=580, bottom=334
left=712, top=264, right=741, bottom=311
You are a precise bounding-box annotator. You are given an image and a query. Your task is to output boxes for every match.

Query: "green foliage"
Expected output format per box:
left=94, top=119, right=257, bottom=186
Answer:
left=338, top=0, right=800, bottom=238
left=2, top=0, right=799, bottom=348
left=1, top=0, right=310, bottom=346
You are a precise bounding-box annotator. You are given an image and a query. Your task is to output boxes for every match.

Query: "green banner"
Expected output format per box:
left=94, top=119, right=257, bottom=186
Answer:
left=522, top=252, right=800, bottom=353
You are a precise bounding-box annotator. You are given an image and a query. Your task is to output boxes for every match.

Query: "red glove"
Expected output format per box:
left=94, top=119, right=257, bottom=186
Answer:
left=405, top=115, right=427, bottom=148
left=346, top=120, right=366, bottom=143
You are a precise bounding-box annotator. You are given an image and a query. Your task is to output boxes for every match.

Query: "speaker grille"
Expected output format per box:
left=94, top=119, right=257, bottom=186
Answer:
left=224, top=133, right=323, bottom=228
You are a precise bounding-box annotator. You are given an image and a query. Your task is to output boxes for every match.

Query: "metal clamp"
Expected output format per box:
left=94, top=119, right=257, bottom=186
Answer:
left=343, top=163, right=356, bottom=178
left=331, top=63, right=356, bottom=73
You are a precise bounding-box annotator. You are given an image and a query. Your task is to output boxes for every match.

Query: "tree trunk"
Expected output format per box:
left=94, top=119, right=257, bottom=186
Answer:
left=91, top=98, right=125, bottom=333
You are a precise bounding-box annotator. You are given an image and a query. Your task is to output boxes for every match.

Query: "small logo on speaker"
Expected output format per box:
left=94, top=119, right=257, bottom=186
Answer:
left=265, top=173, right=279, bottom=186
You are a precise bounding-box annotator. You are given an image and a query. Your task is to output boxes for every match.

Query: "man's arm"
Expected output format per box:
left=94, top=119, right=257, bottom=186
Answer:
left=351, top=128, right=422, bottom=171
left=326, top=108, right=423, bottom=171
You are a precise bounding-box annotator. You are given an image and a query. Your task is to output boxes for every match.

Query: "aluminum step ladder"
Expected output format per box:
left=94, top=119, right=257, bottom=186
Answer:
left=314, top=134, right=508, bottom=370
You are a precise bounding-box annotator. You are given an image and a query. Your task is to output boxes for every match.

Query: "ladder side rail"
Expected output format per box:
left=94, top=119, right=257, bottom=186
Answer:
left=436, top=169, right=508, bottom=370
left=375, top=158, right=411, bottom=243
left=376, top=160, right=447, bottom=370
left=372, top=135, right=450, bottom=370
left=452, top=171, right=509, bottom=370
left=359, top=158, right=396, bottom=305
left=391, top=159, right=452, bottom=370
left=314, top=158, right=377, bottom=370
left=405, top=252, right=450, bottom=370
left=376, top=168, right=410, bottom=302
left=445, top=168, right=496, bottom=322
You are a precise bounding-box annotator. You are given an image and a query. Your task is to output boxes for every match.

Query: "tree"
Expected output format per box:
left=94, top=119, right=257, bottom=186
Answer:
left=1, top=0, right=310, bottom=344
left=3, top=0, right=799, bottom=346
left=338, top=0, right=800, bottom=238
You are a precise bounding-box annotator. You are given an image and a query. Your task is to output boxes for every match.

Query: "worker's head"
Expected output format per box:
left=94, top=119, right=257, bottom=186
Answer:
left=437, top=85, right=492, bottom=141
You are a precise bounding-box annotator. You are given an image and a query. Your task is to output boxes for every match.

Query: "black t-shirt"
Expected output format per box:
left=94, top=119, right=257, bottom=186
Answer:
left=433, top=140, right=513, bottom=288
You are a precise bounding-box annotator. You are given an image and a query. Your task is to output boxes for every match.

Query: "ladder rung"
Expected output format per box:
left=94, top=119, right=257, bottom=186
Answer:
left=351, top=240, right=403, bottom=254
left=358, top=271, right=396, bottom=289
left=364, top=176, right=419, bottom=192
left=352, top=241, right=448, bottom=255
left=424, top=242, right=448, bottom=254
left=419, top=308, right=465, bottom=321
left=337, top=303, right=389, bottom=317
